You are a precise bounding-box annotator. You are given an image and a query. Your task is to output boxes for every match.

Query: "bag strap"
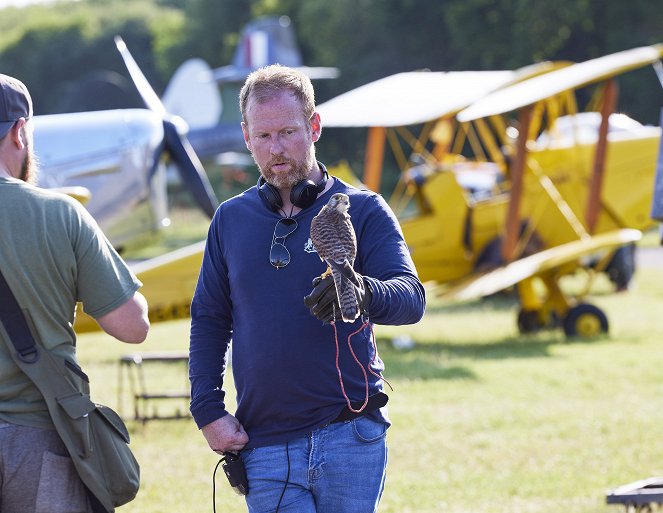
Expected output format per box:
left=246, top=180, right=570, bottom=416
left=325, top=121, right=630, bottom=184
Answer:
left=0, top=267, right=39, bottom=363
left=0, top=267, right=91, bottom=399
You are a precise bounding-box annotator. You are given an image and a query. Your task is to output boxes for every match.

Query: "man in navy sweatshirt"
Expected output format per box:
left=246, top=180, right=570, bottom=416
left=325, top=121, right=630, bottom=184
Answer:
left=189, top=64, right=425, bottom=513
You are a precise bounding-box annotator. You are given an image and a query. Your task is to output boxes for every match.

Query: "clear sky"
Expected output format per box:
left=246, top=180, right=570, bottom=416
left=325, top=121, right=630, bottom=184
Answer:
left=0, top=0, right=60, bottom=7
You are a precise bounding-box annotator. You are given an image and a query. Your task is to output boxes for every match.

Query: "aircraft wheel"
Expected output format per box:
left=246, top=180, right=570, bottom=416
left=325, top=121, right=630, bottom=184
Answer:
left=517, top=309, right=542, bottom=333
left=605, top=244, right=636, bottom=291
left=562, top=304, right=609, bottom=338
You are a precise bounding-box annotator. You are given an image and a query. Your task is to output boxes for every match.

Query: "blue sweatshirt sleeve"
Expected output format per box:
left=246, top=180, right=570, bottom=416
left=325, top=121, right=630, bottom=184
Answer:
left=189, top=216, right=233, bottom=429
left=352, top=192, right=426, bottom=325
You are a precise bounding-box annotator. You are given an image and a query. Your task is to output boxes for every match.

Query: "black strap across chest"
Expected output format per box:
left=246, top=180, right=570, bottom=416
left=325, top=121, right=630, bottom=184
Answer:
left=0, top=268, right=39, bottom=361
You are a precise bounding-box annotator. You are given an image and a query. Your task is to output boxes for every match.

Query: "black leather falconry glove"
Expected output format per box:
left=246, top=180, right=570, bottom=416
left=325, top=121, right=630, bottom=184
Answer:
left=303, top=262, right=372, bottom=324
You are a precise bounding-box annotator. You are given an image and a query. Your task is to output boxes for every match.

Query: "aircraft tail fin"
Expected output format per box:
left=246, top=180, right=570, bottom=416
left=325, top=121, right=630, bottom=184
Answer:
left=233, top=15, right=303, bottom=69
left=212, top=15, right=339, bottom=83
left=162, top=58, right=221, bottom=129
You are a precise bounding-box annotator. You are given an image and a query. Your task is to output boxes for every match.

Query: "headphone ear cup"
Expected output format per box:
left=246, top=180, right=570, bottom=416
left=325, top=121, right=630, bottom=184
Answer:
left=290, top=180, right=319, bottom=210
left=258, top=177, right=283, bottom=211
left=258, top=167, right=328, bottom=211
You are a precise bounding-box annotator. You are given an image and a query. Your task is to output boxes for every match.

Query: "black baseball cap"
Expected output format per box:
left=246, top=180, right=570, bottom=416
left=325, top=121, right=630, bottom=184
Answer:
left=0, top=74, right=32, bottom=140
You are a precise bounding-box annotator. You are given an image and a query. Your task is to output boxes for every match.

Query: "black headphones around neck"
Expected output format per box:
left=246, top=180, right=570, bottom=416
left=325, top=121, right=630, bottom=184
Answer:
left=257, top=162, right=329, bottom=212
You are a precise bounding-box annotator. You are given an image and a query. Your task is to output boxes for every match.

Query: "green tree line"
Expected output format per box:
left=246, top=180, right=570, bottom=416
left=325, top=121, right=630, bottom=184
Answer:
left=0, top=0, right=661, bottom=169
left=1, top=0, right=661, bottom=113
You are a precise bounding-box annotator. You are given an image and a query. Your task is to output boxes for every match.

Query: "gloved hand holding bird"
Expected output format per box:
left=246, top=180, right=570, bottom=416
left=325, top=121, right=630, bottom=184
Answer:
left=304, top=193, right=371, bottom=323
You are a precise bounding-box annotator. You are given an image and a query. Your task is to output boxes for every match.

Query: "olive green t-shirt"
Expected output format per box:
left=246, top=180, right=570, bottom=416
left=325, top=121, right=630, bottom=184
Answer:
left=0, top=176, right=141, bottom=428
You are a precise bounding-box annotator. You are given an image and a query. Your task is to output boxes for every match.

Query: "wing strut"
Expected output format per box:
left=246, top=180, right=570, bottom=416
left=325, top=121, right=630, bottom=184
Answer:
left=501, top=105, right=533, bottom=262
left=653, top=60, right=663, bottom=89
left=363, top=127, right=386, bottom=192
left=586, top=79, right=618, bottom=233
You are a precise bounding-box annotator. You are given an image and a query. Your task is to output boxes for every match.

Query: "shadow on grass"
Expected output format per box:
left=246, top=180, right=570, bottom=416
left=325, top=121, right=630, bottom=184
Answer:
left=375, top=322, right=610, bottom=380
left=425, top=291, right=520, bottom=314
left=376, top=334, right=561, bottom=381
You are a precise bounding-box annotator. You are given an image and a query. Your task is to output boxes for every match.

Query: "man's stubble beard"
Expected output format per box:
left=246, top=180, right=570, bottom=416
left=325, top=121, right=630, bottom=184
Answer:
left=258, top=149, right=316, bottom=190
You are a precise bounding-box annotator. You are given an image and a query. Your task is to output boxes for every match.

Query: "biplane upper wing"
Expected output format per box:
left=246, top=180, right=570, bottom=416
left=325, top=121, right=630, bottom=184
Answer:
left=317, top=62, right=568, bottom=128
left=441, top=229, right=642, bottom=302
left=458, top=44, right=663, bottom=122
left=317, top=70, right=516, bottom=127
left=74, top=241, right=206, bottom=333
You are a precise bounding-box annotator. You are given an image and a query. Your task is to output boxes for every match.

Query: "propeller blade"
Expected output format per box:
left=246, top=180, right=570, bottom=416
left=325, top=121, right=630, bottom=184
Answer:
left=115, top=35, right=219, bottom=219
left=163, top=118, right=218, bottom=218
left=114, top=35, right=166, bottom=116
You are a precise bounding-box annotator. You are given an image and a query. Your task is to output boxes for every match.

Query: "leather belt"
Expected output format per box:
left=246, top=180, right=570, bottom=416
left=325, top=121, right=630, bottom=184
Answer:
left=330, top=392, right=389, bottom=423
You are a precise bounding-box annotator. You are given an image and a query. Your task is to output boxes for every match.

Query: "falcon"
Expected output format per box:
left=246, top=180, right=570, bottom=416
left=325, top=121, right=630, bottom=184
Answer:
left=310, top=193, right=362, bottom=322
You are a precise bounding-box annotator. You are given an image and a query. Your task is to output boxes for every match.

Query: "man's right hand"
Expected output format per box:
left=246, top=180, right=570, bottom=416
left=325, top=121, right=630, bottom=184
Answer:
left=201, top=414, right=249, bottom=454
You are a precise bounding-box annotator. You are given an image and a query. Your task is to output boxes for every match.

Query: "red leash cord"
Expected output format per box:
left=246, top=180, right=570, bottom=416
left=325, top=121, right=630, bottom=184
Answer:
left=330, top=320, right=393, bottom=413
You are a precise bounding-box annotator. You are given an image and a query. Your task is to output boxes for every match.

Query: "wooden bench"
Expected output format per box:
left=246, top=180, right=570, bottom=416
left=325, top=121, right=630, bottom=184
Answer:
left=118, top=352, right=190, bottom=423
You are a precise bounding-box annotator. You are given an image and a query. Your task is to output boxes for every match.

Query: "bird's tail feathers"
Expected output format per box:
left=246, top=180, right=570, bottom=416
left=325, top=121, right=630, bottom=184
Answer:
left=329, top=259, right=362, bottom=287
left=330, top=260, right=360, bottom=322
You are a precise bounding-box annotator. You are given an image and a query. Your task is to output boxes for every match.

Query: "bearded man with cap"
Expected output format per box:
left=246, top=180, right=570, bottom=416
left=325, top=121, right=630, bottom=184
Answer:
left=0, top=74, right=150, bottom=512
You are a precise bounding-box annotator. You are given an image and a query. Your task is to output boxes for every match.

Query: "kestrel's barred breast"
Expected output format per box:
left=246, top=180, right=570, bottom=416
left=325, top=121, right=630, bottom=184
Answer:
left=310, top=204, right=356, bottom=266
left=310, top=193, right=361, bottom=322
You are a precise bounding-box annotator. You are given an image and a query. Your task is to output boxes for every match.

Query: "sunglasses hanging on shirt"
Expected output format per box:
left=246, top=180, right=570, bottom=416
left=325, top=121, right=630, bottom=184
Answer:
left=269, top=217, right=298, bottom=269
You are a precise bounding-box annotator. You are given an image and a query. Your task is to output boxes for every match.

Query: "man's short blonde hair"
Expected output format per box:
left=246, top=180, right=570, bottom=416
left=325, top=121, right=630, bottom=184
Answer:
left=239, top=64, right=315, bottom=125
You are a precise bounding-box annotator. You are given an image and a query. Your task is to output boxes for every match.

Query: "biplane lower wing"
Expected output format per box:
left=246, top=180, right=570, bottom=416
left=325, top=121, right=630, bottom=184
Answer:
left=441, top=229, right=642, bottom=302
left=74, top=241, right=205, bottom=333
left=53, top=187, right=92, bottom=205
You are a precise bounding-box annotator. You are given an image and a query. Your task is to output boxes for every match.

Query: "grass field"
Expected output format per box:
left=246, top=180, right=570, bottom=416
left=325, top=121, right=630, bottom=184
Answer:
left=75, top=247, right=663, bottom=513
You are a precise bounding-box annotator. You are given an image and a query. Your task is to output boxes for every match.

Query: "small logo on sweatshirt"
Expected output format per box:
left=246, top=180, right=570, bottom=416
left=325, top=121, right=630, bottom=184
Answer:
left=304, top=238, right=317, bottom=253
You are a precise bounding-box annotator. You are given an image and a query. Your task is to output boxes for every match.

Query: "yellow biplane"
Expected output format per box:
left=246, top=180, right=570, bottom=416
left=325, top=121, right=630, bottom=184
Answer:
left=317, top=43, right=663, bottom=337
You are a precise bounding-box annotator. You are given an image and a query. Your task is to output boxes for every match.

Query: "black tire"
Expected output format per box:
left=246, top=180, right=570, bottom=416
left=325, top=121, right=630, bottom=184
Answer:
left=517, top=309, right=542, bottom=333
left=562, top=303, right=609, bottom=338
left=605, top=244, right=636, bottom=291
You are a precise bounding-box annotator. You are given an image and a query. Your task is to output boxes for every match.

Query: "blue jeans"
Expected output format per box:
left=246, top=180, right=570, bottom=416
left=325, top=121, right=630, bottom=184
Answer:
left=242, top=417, right=388, bottom=513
